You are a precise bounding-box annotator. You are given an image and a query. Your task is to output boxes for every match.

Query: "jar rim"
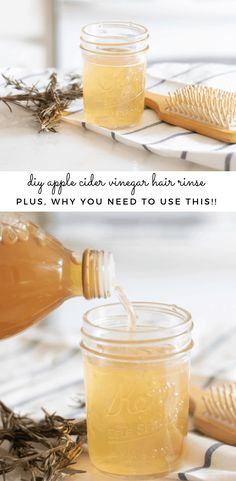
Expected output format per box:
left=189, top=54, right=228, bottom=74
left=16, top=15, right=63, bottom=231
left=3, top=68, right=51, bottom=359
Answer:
left=80, top=21, right=149, bottom=55
left=81, top=21, right=149, bottom=44
left=83, top=301, right=192, bottom=339
left=82, top=302, right=193, bottom=361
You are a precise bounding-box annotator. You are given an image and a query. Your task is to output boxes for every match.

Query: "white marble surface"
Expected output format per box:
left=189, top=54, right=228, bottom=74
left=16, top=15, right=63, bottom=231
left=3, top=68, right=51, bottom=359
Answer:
left=0, top=104, right=211, bottom=172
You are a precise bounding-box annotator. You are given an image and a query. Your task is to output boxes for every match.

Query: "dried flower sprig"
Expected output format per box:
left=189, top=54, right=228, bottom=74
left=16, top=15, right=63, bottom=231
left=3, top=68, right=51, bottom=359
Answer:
left=0, top=401, right=87, bottom=481
left=0, top=72, right=83, bottom=132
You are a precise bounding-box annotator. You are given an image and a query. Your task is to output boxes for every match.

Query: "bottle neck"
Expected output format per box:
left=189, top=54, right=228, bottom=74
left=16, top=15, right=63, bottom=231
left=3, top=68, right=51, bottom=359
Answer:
left=82, top=249, right=115, bottom=299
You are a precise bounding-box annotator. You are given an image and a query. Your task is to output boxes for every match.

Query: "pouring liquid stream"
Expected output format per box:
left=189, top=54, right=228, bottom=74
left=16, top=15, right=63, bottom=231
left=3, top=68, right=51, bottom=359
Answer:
left=114, top=284, right=137, bottom=331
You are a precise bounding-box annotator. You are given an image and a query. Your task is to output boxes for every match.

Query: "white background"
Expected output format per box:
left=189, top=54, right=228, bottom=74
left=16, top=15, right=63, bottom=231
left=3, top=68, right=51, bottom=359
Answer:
left=0, top=0, right=236, bottom=68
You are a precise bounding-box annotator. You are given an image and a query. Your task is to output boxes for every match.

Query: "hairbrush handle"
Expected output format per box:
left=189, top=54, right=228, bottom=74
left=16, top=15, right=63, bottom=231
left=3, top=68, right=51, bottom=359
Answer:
left=189, top=385, right=204, bottom=414
left=144, top=91, right=166, bottom=115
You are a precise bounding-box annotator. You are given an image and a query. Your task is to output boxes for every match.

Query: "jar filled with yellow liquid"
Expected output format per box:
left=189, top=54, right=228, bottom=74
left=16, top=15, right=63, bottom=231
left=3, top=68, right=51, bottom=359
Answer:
left=81, top=302, right=193, bottom=477
left=80, top=22, right=149, bottom=129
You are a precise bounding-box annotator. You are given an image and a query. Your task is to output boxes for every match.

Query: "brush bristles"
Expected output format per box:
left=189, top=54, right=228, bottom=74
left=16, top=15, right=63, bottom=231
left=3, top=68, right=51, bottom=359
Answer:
left=202, top=383, right=236, bottom=426
left=166, top=85, right=236, bottom=130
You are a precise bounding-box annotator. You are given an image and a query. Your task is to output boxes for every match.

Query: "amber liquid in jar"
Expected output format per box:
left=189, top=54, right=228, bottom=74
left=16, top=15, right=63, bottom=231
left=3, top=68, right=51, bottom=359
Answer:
left=85, top=354, right=189, bottom=476
left=83, top=55, right=146, bottom=129
left=81, top=22, right=149, bottom=129
left=82, top=302, right=192, bottom=477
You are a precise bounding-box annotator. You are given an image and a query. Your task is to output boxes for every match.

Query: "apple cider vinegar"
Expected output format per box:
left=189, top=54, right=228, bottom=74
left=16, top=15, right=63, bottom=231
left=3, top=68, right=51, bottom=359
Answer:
left=0, top=217, right=114, bottom=339
left=82, top=57, right=146, bottom=128
left=81, top=22, right=149, bottom=129
left=82, top=302, right=193, bottom=477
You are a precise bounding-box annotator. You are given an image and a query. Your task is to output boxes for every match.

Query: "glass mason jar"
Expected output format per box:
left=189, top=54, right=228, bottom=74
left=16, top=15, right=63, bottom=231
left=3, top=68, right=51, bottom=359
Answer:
left=81, top=302, right=193, bottom=477
left=80, top=22, right=149, bottom=129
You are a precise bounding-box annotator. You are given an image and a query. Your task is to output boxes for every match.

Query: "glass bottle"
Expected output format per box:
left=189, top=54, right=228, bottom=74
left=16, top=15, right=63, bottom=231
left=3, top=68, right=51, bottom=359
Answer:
left=0, top=216, right=115, bottom=339
left=80, top=21, right=149, bottom=129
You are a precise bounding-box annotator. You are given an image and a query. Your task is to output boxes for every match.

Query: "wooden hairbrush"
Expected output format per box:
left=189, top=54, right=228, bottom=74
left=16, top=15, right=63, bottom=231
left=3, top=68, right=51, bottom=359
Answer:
left=190, top=383, right=236, bottom=446
left=145, top=85, right=236, bottom=143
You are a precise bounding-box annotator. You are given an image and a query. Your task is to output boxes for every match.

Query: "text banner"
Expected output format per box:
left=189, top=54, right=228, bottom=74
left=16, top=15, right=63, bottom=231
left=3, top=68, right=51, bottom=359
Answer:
left=0, top=171, right=235, bottom=212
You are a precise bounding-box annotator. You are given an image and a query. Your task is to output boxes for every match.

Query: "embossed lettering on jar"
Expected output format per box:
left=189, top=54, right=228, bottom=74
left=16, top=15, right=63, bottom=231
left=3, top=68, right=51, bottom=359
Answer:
left=80, top=22, right=149, bottom=129
left=81, top=302, right=193, bottom=477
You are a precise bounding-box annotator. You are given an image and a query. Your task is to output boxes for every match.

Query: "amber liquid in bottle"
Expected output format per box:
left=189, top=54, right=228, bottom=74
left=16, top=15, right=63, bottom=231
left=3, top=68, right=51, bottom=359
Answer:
left=0, top=219, right=113, bottom=339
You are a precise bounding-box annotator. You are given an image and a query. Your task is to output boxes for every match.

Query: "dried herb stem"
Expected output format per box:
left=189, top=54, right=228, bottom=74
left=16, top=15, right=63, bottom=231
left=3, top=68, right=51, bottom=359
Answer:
left=0, top=401, right=87, bottom=481
left=0, top=72, right=83, bottom=132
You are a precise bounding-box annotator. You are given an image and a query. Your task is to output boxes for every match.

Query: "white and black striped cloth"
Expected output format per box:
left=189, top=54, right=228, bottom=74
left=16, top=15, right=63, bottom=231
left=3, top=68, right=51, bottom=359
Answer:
left=1, top=311, right=236, bottom=481
left=65, top=62, right=236, bottom=172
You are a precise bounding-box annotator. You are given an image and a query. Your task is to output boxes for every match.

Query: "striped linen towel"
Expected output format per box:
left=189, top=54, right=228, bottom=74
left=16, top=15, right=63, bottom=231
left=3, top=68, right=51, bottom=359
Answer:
left=65, top=62, right=236, bottom=171
left=1, top=311, right=236, bottom=481
left=1, top=64, right=236, bottom=171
